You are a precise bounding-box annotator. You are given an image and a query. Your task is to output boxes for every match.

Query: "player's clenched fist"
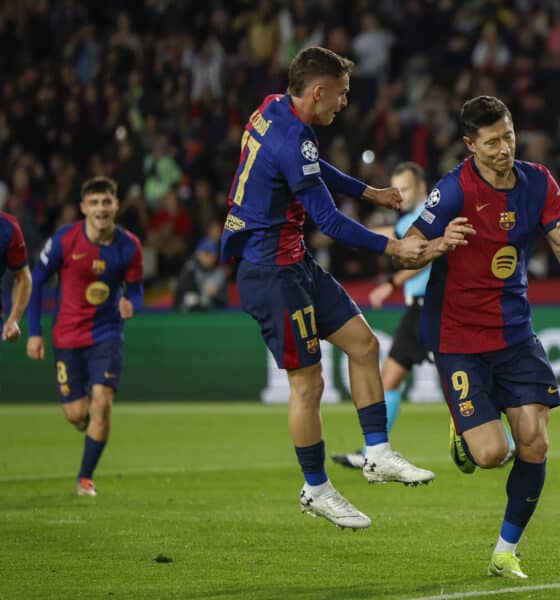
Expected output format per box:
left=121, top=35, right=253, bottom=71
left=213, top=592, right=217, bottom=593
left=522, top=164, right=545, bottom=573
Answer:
left=119, top=296, right=134, bottom=319
left=27, top=335, right=45, bottom=359
left=386, top=235, right=428, bottom=267
left=2, top=319, right=21, bottom=342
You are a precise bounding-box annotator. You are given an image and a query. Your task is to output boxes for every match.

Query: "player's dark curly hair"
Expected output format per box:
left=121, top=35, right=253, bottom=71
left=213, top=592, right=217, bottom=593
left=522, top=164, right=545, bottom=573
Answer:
left=288, top=46, right=354, bottom=97
left=460, top=96, right=512, bottom=139
left=81, top=176, right=118, bottom=199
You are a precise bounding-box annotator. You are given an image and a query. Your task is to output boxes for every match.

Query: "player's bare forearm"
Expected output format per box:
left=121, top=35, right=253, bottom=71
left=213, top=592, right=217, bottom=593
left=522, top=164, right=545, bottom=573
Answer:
left=3, top=267, right=32, bottom=342
left=9, top=266, right=32, bottom=322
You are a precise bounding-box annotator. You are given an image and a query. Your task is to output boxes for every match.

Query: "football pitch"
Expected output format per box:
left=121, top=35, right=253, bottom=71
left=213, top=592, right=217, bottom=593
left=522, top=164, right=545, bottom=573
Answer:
left=1, top=402, right=560, bottom=600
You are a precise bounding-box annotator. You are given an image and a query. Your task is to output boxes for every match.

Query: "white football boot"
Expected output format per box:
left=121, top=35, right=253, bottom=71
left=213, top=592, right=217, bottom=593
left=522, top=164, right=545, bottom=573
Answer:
left=299, top=483, right=371, bottom=529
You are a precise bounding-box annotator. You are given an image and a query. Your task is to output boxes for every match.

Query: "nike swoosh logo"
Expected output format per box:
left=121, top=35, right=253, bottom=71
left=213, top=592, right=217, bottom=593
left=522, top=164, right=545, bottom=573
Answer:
left=526, top=497, right=538, bottom=502
left=104, top=372, right=116, bottom=379
left=72, top=253, right=87, bottom=260
left=548, top=386, right=558, bottom=394
left=476, top=203, right=490, bottom=212
left=452, top=443, right=467, bottom=466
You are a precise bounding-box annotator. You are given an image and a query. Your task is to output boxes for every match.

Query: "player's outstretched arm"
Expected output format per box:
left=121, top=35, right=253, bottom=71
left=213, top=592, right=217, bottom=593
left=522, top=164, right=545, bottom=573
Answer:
left=27, top=336, right=45, bottom=360
left=369, top=267, right=429, bottom=308
left=318, top=159, right=402, bottom=210
left=361, top=186, right=402, bottom=210
left=2, top=265, right=32, bottom=343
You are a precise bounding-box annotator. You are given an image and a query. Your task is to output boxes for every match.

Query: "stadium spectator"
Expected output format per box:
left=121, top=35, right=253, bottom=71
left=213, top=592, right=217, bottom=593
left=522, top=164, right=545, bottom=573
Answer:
left=26, top=175, right=143, bottom=498
left=174, top=237, right=227, bottom=311
left=1, top=1, right=560, bottom=290
left=222, top=46, right=435, bottom=531
left=145, top=187, right=192, bottom=279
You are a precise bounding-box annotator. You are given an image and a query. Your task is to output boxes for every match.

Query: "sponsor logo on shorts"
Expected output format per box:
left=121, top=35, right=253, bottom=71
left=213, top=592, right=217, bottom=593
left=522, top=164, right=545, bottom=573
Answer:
left=104, top=372, right=116, bottom=379
left=459, top=400, right=474, bottom=417
left=60, top=384, right=70, bottom=397
left=548, top=386, right=558, bottom=394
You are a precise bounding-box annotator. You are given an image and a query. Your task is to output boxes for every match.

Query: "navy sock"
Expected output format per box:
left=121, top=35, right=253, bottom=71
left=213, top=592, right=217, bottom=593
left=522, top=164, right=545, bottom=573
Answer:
left=78, top=435, right=107, bottom=479
left=358, top=403, right=388, bottom=446
left=295, top=440, right=327, bottom=485
left=500, top=458, right=546, bottom=543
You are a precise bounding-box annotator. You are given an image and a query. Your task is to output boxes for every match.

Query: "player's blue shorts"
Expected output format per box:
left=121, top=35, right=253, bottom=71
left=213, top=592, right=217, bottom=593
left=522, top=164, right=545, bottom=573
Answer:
left=237, top=254, right=360, bottom=369
left=435, top=335, right=560, bottom=434
left=53, top=338, right=123, bottom=403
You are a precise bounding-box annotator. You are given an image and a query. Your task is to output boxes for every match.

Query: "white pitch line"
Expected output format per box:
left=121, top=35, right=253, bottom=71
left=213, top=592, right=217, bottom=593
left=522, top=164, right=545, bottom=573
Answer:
left=406, top=582, right=560, bottom=600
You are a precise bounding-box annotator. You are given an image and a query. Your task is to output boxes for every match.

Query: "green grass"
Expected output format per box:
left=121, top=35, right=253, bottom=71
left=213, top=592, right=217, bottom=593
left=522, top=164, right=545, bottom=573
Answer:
left=1, top=402, right=560, bottom=600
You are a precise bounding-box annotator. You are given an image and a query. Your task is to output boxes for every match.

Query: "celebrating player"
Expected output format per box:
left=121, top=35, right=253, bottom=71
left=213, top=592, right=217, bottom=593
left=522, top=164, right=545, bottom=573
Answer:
left=395, top=96, right=560, bottom=578
left=0, top=213, right=32, bottom=343
left=26, top=176, right=143, bottom=497
left=221, top=47, right=435, bottom=530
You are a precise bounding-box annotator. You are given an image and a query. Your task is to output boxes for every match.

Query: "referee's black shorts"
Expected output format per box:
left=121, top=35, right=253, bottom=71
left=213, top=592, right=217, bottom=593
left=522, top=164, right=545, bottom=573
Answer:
left=388, top=298, right=430, bottom=370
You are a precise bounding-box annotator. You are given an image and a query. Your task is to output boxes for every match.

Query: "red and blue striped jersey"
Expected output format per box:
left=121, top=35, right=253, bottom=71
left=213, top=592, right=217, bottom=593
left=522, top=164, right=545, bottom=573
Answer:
left=28, top=221, right=143, bottom=349
left=221, top=94, right=323, bottom=266
left=0, top=212, right=28, bottom=322
left=413, top=157, right=560, bottom=353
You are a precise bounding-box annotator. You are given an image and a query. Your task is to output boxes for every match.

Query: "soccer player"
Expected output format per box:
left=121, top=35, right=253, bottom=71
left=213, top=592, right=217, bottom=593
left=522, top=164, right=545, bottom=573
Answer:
left=394, top=96, right=560, bottom=578
left=0, top=213, right=32, bottom=343
left=26, top=176, right=143, bottom=497
left=221, top=47, right=436, bottom=530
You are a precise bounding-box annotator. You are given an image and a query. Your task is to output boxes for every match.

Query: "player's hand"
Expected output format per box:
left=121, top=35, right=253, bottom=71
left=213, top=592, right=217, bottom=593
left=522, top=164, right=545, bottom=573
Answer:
left=369, top=282, right=394, bottom=308
left=386, top=236, right=428, bottom=268
left=440, top=217, right=476, bottom=252
left=119, top=297, right=134, bottom=319
left=368, top=186, right=402, bottom=210
left=27, top=336, right=45, bottom=359
left=2, top=319, right=21, bottom=343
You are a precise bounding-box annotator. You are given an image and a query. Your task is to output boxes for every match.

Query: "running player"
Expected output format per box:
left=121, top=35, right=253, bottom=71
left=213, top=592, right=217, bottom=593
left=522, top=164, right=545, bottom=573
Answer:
left=395, top=96, right=560, bottom=578
left=26, top=176, right=143, bottom=497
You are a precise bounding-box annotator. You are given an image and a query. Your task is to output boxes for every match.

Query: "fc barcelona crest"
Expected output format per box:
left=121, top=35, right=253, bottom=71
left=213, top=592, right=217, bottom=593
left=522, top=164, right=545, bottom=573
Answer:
left=306, top=337, right=319, bottom=354
left=459, top=400, right=475, bottom=417
left=499, top=211, right=516, bottom=231
left=92, top=259, right=106, bottom=275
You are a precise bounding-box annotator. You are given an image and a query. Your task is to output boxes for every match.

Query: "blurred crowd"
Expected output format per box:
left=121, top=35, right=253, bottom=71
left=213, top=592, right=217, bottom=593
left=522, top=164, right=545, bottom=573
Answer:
left=2, top=0, right=560, bottom=308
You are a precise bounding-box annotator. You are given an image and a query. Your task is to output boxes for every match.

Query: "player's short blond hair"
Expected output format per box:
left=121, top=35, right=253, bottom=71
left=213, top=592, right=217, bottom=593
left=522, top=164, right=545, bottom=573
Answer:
left=81, top=176, right=118, bottom=200
left=288, top=47, right=354, bottom=97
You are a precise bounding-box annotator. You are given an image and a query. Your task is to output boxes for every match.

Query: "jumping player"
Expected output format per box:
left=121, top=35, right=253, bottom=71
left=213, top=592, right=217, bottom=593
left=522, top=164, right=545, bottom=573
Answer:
left=26, top=176, right=143, bottom=497
left=222, top=47, right=436, bottom=530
